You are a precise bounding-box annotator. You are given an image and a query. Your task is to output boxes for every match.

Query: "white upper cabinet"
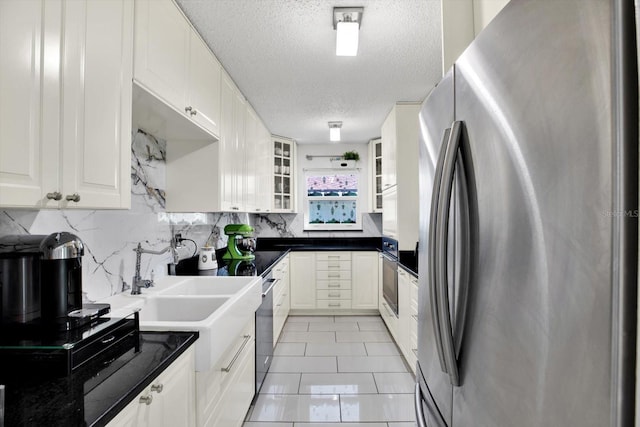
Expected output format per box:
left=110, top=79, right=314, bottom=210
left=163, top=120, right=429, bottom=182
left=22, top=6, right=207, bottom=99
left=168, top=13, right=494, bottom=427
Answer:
left=0, top=0, right=51, bottom=207
left=187, top=32, right=221, bottom=137
left=381, top=103, right=421, bottom=249
left=0, top=0, right=133, bottom=209
left=61, top=0, right=133, bottom=209
left=381, top=111, right=397, bottom=190
left=133, top=0, right=220, bottom=141
left=134, top=0, right=189, bottom=112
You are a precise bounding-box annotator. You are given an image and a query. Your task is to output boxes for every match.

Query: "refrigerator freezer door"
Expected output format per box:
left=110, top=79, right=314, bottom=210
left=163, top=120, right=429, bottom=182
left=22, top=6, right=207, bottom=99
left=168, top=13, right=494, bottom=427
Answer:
left=417, top=69, right=454, bottom=426
left=450, top=0, right=636, bottom=426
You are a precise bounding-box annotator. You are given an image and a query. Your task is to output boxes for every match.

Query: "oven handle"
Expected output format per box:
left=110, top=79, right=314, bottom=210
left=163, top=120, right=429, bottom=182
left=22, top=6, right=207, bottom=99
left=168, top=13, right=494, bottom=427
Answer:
left=381, top=252, right=398, bottom=264
left=262, top=278, right=279, bottom=298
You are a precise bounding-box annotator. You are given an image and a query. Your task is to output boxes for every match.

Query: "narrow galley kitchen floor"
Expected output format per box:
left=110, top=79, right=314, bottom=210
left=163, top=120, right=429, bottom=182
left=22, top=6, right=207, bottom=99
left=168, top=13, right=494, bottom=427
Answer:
left=243, top=315, right=417, bottom=427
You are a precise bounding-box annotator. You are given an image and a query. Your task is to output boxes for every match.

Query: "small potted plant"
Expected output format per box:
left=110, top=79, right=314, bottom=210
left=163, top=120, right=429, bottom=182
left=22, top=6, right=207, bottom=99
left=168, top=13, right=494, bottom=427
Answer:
left=342, top=150, right=360, bottom=161
left=332, top=150, right=360, bottom=169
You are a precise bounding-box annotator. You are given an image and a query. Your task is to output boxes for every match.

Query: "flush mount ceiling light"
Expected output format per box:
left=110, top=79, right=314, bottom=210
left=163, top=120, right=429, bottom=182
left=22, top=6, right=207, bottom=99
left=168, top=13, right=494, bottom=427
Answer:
left=333, top=7, right=363, bottom=56
left=329, top=121, right=342, bottom=142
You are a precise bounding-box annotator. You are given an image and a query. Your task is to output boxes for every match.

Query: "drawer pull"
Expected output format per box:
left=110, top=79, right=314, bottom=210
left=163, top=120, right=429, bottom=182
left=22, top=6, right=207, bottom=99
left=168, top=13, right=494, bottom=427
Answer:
left=327, top=284, right=341, bottom=288
left=412, top=315, right=418, bottom=320
left=101, top=335, right=116, bottom=344
left=328, top=263, right=341, bottom=268
left=139, top=395, right=153, bottom=405
left=222, top=334, right=252, bottom=372
left=328, top=303, right=341, bottom=307
left=327, top=255, right=340, bottom=259
left=150, top=384, right=163, bottom=393
left=329, top=292, right=341, bottom=297
left=328, top=273, right=340, bottom=278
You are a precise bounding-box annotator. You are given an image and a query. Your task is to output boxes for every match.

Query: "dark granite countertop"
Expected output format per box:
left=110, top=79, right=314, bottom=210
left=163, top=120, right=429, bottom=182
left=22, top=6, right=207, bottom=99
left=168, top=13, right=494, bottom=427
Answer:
left=3, top=331, right=198, bottom=427
left=399, top=250, right=418, bottom=276
left=256, top=237, right=382, bottom=252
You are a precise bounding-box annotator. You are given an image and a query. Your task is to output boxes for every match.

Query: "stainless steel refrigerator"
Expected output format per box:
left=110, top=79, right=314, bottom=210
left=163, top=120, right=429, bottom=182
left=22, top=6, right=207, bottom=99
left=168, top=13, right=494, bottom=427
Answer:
left=415, top=1, right=638, bottom=426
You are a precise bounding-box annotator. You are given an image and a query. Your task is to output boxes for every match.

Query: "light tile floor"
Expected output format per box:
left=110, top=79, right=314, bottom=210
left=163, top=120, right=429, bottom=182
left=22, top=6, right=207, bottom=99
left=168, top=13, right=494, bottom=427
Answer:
left=244, top=315, right=418, bottom=427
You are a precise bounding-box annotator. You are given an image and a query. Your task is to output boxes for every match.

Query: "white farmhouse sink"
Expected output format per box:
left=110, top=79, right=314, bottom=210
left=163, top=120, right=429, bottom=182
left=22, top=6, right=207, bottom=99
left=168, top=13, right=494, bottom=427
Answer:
left=102, top=275, right=262, bottom=372
left=159, top=276, right=252, bottom=296
left=137, top=296, right=229, bottom=322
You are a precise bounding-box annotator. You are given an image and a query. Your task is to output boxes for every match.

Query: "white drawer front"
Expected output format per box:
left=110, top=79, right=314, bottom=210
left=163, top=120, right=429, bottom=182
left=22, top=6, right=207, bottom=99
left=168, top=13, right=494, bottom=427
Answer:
left=316, top=279, right=351, bottom=290
left=317, top=270, right=351, bottom=281
left=317, top=299, right=352, bottom=310
left=316, top=260, right=351, bottom=271
left=316, top=289, right=352, bottom=300
left=316, top=252, right=351, bottom=261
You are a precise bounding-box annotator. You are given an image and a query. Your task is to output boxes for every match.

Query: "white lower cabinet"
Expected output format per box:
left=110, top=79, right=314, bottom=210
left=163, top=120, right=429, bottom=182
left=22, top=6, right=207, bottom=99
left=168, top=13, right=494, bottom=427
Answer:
left=107, top=347, right=196, bottom=427
left=196, top=319, right=255, bottom=427
left=272, top=255, right=291, bottom=346
left=289, top=252, right=316, bottom=310
left=289, top=251, right=379, bottom=313
left=351, top=252, right=379, bottom=309
left=398, top=267, right=418, bottom=374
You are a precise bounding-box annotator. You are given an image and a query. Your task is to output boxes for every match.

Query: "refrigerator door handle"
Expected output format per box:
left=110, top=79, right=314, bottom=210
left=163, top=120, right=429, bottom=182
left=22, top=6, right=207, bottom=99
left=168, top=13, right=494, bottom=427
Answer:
left=428, top=127, right=451, bottom=372
left=414, top=382, right=428, bottom=427
left=435, top=120, right=464, bottom=386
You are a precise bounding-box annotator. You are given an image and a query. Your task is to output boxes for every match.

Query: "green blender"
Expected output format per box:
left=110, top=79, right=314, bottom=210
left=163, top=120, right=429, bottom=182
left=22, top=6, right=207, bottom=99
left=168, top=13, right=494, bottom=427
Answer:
left=222, top=224, right=256, bottom=260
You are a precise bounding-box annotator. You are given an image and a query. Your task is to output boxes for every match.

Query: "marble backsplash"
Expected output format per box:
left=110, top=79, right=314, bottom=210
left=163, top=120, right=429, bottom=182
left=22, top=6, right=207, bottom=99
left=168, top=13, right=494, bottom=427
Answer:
left=0, top=129, right=381, bottom=302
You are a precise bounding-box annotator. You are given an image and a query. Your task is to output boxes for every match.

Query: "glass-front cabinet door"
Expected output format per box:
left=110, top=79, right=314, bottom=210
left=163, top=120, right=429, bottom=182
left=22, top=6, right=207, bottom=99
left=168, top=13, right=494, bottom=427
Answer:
left=273, top=136, right=295, bottom=212
left=370, top=138, right=382, bottom=212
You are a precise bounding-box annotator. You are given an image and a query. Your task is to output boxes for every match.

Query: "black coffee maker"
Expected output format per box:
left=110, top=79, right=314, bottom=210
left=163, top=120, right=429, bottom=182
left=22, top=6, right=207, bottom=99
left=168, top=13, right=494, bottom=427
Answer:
left=0, top=232, right=106, bottom=331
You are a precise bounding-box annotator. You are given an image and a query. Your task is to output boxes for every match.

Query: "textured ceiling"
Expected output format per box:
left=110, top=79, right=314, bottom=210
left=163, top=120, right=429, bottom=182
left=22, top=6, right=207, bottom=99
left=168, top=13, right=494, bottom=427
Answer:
left=175, top=0, right=443, bottom=144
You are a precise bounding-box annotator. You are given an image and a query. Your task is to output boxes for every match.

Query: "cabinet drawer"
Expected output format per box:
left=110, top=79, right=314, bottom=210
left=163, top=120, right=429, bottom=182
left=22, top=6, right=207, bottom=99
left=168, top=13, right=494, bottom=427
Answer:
left=317, top=300, right=352, bottom=310
left=316, top=252, right=351, bottom=261
left=316, top=289, right=352, bottom=300
left=316, top=260, right=351, bottom=271
left=317, top=270, right=351, bottom=281
left=316, top=280, right=351, bottom=290
left=205, top=329, right=255, bottom=427
left=196, top=319, right=254, bottom=425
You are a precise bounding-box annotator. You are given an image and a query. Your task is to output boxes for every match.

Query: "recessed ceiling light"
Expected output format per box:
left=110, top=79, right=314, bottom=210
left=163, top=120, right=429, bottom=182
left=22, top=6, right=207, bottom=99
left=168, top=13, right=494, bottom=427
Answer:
left=329, top=121, right=342, bottom=142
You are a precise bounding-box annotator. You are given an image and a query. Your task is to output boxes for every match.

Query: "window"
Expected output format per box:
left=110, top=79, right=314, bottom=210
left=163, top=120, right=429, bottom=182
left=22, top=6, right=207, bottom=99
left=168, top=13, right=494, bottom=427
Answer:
left=303, top=171, right=362, bottom=230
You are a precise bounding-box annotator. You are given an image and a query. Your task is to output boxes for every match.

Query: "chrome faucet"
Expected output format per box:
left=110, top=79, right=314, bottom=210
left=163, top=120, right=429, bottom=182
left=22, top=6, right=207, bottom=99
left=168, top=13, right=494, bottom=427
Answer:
left=131, top=238, right=181, bottom=295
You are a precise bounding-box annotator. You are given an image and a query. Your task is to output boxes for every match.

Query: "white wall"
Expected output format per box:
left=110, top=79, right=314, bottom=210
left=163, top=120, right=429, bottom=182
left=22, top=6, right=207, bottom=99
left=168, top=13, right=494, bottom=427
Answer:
left=441, top=0, right=510, bottom=73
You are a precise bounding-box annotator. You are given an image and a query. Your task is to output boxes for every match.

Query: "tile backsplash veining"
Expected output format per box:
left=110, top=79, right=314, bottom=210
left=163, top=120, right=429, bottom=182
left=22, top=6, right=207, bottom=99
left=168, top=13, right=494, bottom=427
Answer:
left=0, top=129, right=382, bottom=302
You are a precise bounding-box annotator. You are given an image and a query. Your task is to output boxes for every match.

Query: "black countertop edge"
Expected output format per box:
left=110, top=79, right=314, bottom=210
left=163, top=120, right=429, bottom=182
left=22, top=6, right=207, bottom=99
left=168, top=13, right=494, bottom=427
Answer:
left=91, top=331, right=199, bottom=427
left=256, top=237, right=382, bottom=252
left=398, top=250, right=418, bottom=276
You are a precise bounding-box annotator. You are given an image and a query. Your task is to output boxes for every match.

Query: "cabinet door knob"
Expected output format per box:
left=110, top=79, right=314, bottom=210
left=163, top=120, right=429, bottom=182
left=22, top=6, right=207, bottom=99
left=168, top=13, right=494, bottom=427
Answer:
left=150, top=384, right=164, bottom=393
left=139, top=395, right=153, bottom=405
left=185, top=106, right=193, bottom=114
left=46, top=192, right=62, bottom=201
left=190, top=109, right=197, bottom=116
left=65, top=193, right=81, bottom=203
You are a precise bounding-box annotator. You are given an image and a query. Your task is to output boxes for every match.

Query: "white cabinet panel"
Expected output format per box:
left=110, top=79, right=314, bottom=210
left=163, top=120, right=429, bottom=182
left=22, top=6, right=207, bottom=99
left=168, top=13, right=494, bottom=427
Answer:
left=134, top=0, right=189, bottom=111
left=351, top=252, right=379, bottom=310
left=187, top=32, right=221, bottom=137
left=0, top=0, right=50, bottom=206
left=380, top=103, right=420, bottom=250
left=0, top=0, right=132, bottom=209
left=62, top=0, right=133, bottom=209
left=107, top=347, right=196, bottom=427
left=289, top=252, right=316, bottom=310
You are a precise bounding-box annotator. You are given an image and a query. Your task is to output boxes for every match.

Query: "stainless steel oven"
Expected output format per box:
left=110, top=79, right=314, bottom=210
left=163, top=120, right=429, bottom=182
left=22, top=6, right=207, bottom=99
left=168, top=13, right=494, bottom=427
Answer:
left=381, top=237, right=399, bottom=316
